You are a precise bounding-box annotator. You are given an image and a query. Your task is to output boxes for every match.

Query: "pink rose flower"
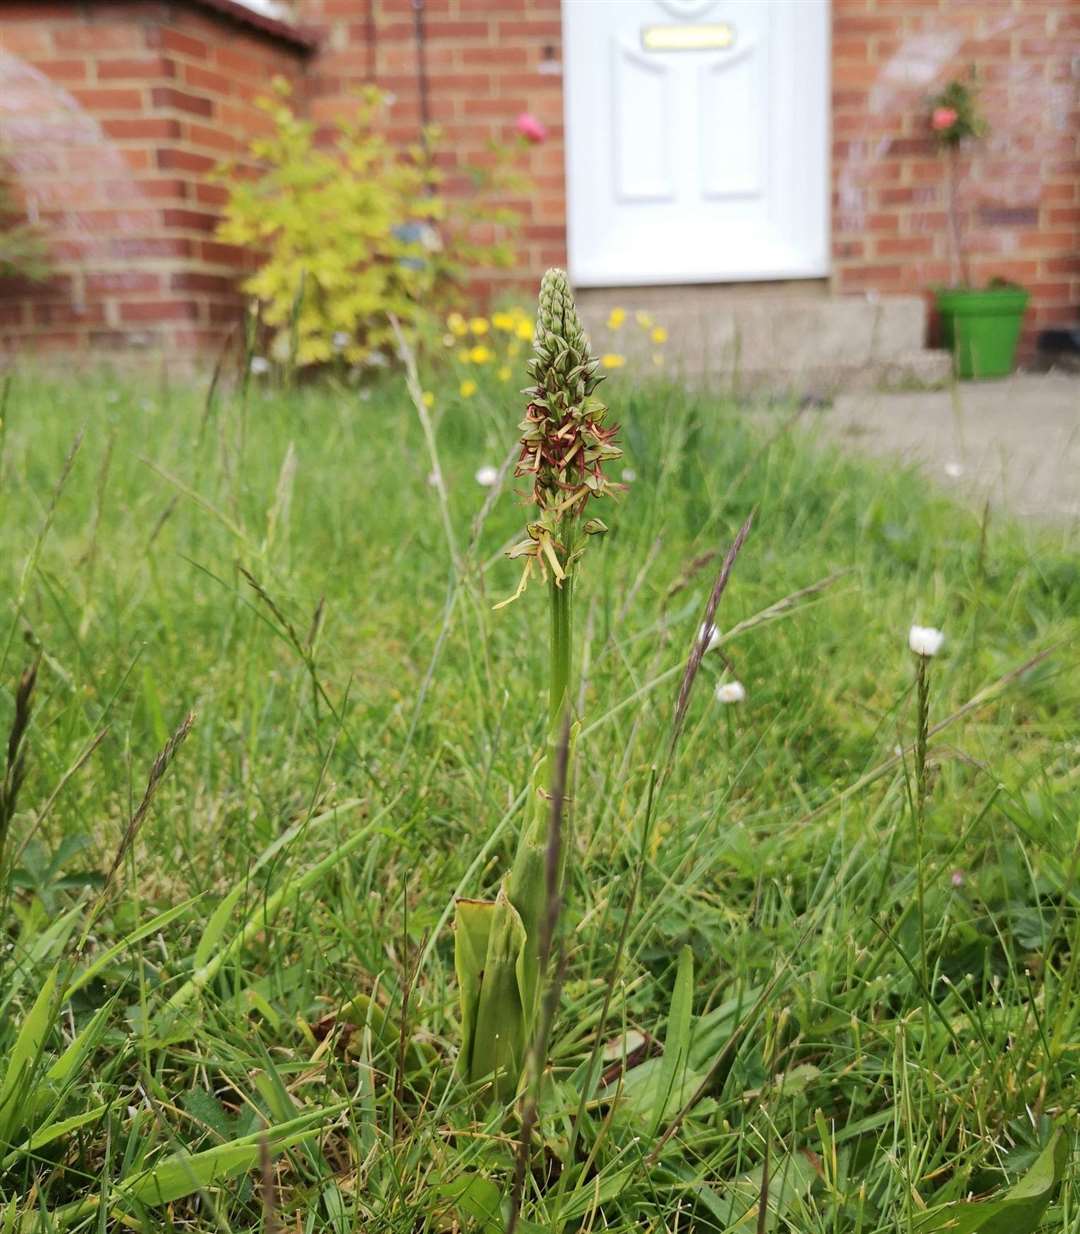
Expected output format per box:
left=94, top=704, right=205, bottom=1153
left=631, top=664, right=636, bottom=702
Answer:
left=516, top=111, right=547, bottom=144
left=932, top=106, right=959, bottom=131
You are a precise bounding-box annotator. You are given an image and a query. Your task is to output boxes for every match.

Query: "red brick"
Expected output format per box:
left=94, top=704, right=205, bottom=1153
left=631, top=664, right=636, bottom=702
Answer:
left=85, top=271, right=163, bottom=294
left=170, top=272, right=231, bottom=293
left=54, top=24, right=142, bottom=52
left=30, top=57, right=88, bottom=82
left=32, top=302, right=106, bottom=327
left=152, top=86, right=213, bottom=117
left=156, top=148, right=216, bottom=174
left=102, top=117, right=182, bottom=140
left=120, top=299, right=200, bottom=323
left=162, top=208, right=217, bottom=232
left=98, top=55, right=176, bottom=80
left=153, top=28, right=211, bottom=60
left=70, top=87, right=145, bottom=110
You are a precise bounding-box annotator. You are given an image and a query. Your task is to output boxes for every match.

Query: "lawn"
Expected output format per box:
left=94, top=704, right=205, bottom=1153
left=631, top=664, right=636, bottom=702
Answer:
left=0, top=355, right=1078, bottom=1231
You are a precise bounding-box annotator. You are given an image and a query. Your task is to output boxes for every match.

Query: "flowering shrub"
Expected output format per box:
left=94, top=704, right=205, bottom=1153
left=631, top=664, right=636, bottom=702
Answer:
left=216, top=80, right=528, bottom=369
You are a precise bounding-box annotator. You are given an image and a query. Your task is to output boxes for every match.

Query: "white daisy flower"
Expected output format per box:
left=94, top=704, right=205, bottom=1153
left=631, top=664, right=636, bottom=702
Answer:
left=909, top=625, right=945, bottom=657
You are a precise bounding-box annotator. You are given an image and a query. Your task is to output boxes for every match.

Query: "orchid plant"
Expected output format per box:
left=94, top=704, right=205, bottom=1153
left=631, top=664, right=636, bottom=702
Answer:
left=454, top=269, right=622, bottom=1103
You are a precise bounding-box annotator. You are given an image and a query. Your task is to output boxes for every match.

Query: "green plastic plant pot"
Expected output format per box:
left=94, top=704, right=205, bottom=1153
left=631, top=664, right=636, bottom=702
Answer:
left=935, top=286, right=1029, bottom=380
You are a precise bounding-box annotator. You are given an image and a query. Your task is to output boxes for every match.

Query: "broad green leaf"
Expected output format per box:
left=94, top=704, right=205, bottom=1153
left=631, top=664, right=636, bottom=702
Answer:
left=914, top=1129, right=1067, bottom=1234
left=0, top=967, right=58, bottom=1144
left=454, top=896, right=495, bottom=1080
left=436, top=1173, right=503, bottom=1232
left=461, top=887, right=528, bottom=1101
left=650, top=944, right=694, bottom=1133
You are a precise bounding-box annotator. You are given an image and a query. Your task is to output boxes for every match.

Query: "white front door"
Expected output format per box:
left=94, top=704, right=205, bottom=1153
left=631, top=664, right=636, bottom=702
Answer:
left=562, top=0, right=830, bottom=286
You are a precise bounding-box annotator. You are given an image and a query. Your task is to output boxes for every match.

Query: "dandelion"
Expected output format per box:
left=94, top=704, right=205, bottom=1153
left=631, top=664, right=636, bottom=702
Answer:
left=650, top=326, right=668, bottom=344
left=460, top=379, right=477, bottom=398
left=601, top=353, right=626, bottom=369
left=469, top=345, right=492, bottom=364
left=607, top=307, right=626, bottom=329
left=635, top=310, right=653, bottom=328
left=249, top=356, right=270, bottom=375
left=909, top=625, right=944, bottom=657
left=715, top=680, right=746, bottom=704
left=497, top=365, right=512, bottom=382
left=469, top=316, right=490, bottom=335
left=421, top=390, right=435, bottom=408
left=447, top=311, right=469, bottom=336
left=492, top=310, right=515, bottom=332
left=475, top=464, right=498, bottom=487
left=515, top=319, right=533, bottom=341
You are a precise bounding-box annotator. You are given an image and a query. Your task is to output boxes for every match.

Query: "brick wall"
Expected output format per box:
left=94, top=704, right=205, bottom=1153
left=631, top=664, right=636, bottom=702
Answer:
left=832, top=0, right=1080, bottom=352
left=0, top=1, right=309, bottom=357
left=1, top=1, right=1077, bottom=362
left=297, top=0, right=566, bottom=300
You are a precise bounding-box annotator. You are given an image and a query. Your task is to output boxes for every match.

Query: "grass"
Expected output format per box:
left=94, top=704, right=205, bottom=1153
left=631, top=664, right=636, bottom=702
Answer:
left=0, top=363, right=1078, bottom=1231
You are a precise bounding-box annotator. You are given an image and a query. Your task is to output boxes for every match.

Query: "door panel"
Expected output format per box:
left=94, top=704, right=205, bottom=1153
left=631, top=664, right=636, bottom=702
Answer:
left=563, top=0, right=830, bottom=286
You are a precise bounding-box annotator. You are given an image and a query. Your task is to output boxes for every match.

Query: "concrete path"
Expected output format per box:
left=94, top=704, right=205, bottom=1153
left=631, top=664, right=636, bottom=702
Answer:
left=818, top=372, right=1080, bottom=523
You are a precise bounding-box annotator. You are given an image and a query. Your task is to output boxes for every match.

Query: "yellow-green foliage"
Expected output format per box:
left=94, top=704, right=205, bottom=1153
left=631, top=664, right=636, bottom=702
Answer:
left=216, top=80, right=523, bottom=368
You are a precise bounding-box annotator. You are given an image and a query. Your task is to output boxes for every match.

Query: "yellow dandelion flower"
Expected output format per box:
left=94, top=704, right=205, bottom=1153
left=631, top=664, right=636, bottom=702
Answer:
left=600, top=353, right=626, bottom=369
left=635, top=310, right=653, bottom=328
left=422, top=390, right=435, bottom=408
left=447, top=311, right=468, bottom=337
left=497, top=364, right=512, bottom=382
left=460, top=378, right=477, bottom=398
left=650, top=325, right=668, bottom=344
left=491, top=310, right=515, bottom=332
left=469, top=345, right=492, bottom=364
left=469, top=316, right=489, bottom=335
left=515, top=319, right=533, bottom=340
left=607, top=307, right=626, bottom=329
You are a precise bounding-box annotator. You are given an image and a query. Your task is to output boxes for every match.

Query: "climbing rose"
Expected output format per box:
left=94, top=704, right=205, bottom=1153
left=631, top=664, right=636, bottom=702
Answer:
left=516, top=112, right=547, bottom=143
